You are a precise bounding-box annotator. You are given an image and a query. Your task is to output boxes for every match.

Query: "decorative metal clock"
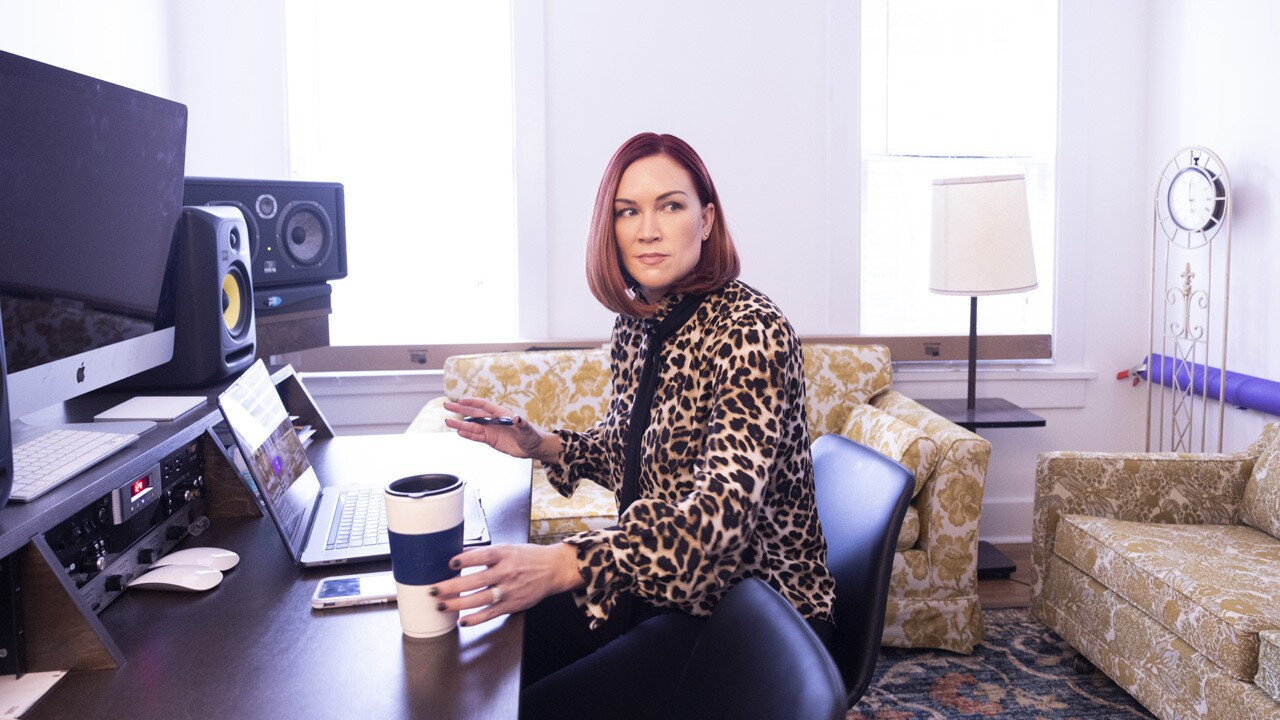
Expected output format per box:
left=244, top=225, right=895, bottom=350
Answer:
left=1156, top=146, right=1230, bottom=246
left=1147, top=146, right=1233, bottom=452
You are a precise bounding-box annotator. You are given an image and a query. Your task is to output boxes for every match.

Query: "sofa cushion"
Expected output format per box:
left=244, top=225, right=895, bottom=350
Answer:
left=443, top=348, right=611, bottom=431
left=1043, top=555, right=1231, bottom=718
left=1260, top=630, right=1280, bottom=706
left=1240, top=435, right=1280, bottom=540
left=528, top=467, right=618, bottom=544
left=1054, top=514, right=1280, bottom=681
left=801, top=344, right=892, bottom=441
left=840, top=403, right=937, bottom=498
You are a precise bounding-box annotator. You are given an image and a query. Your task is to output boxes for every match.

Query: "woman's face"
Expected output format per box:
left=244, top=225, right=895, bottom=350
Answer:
left=613, top=154, right=715, bottom=303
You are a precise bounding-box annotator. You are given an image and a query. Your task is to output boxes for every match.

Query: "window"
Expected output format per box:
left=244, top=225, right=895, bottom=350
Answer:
left=284, top=1, right=516, bottom=345
left=860, top=0, right=1058, bottom=343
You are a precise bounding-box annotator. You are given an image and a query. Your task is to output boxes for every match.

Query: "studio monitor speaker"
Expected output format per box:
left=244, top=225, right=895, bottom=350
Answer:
left=183, top=177, right=347, bottom=289
left=0, top=305, right=11, bottom=509
left=128, top=206, right=256, bottom=388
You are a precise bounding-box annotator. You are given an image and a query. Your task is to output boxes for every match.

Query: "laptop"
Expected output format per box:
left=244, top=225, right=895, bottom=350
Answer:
left=218, top=361, right=490, bottom=567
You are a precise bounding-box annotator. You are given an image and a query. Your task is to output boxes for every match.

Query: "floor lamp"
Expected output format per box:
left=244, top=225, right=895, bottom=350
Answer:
left=929, top=175, right=1038, bottom=413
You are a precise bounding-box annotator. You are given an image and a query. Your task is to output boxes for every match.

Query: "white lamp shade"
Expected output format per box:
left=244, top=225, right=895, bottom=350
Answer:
left=929, top=174, right=1038, bottom=296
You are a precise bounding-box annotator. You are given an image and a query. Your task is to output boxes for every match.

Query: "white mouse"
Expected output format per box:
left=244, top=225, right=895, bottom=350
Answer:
left=151, top=546, right=240, bottom=572
left=128, top=564, right=224, bottom=592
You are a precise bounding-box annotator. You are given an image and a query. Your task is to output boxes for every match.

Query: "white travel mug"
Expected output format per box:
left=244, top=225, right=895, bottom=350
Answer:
left=385, top=473, right=465, bottom=638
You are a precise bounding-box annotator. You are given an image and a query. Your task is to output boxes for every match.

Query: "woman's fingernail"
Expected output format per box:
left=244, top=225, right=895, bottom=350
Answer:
left=428, top=586, right=439, bottom=597
left=450, top=559, right=461, bottom=569
left=437, top=603, right=447, bottom=612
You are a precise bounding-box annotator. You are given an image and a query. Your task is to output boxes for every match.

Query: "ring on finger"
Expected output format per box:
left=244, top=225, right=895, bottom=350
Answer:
left=491, top=586, right=503, bottom=605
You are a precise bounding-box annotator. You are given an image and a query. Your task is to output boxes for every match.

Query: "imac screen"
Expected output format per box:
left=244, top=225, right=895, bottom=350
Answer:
left=0, top=50, right=187, bottom=419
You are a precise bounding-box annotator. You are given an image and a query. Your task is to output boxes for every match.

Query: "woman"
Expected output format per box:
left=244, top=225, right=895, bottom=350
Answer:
left=435, top=132, right=835, bottom=718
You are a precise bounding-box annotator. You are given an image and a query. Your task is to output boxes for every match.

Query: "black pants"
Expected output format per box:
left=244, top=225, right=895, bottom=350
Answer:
left=517, top=591, right=836, bottom=720
left=519, top=592, right=705, bottom=720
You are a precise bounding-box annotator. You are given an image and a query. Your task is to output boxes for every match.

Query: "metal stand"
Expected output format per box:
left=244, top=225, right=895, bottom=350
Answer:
left=1147, top=147, right=1232, bottom=452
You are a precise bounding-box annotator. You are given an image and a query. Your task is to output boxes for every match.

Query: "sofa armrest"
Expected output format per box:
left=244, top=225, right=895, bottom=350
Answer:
left=868, top=390, right=992, bottom=593
left=1029, top=448, right=1259, bottom=618
left=406, top=395, right=456, bottom=434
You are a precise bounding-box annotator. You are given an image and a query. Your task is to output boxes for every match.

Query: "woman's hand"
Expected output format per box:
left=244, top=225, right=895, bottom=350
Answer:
left=443, top=398, right=561, bottom=463
left=430, top=542, right=585, bottom=627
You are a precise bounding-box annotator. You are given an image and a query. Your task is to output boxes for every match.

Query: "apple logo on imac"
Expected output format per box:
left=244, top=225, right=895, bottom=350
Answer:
left=77, top=363, right=86, bottom=383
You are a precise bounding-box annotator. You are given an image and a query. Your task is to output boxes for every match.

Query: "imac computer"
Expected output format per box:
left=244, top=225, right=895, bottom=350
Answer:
left=0, top=50, right=188, bottom=501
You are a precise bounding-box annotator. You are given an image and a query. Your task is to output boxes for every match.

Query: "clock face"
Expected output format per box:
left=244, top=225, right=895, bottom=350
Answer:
left=1167, top=166, right=1224, bottom=232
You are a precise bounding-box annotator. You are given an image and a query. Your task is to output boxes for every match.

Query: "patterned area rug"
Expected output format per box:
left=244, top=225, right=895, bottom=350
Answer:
left=849, top=608, right=1156, bottom=719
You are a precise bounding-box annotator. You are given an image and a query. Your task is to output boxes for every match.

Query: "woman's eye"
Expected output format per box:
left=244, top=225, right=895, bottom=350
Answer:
left=662, top=202, right=684, bottom=212
left=614, top=207, right=636, bottom=218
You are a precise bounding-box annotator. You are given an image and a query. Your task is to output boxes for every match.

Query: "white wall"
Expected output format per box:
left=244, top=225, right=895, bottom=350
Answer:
left=0, top=1, right=172, bottom=95
left=10, top=1, right=1278, bottom=542
left=167, top=1, right=291, bottom=178
left=0, top=0, right=290, bottom=178
left=535, top=0, right=1157, bottom=542
left=1146, top=1, right=1280, bottom=452
left=540, top=1, right=852, bottom=338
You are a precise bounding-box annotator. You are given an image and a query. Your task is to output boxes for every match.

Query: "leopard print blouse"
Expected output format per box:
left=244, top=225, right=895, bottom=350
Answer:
left=544, top=280, right=835, bottom=626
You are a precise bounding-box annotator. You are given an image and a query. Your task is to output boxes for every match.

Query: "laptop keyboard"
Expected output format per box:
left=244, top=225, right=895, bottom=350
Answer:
left=326, top=488, right=388, bottom=550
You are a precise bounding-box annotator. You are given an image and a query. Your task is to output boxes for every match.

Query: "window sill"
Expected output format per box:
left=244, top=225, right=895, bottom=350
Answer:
left=294, top=364, right=1095, bottom=415
left=891, top=365, right=1096, bottom=410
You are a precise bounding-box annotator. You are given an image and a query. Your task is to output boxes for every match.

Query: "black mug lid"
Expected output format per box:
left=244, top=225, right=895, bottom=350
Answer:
left=386, top=473, right=462, bottom=499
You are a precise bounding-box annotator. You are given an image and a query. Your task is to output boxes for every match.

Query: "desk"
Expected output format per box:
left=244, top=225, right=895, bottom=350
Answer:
left=24, top=433, right=532, bottom=720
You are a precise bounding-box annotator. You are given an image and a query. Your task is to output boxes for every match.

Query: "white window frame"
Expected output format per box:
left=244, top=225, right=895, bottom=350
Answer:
left=282, top=0, right=535, bottom=348
left=855, top=0, right=1060, bottom=363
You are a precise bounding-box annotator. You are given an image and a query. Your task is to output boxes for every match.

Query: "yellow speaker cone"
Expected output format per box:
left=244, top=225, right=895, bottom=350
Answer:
left=222, top=272, right=245, bottom=334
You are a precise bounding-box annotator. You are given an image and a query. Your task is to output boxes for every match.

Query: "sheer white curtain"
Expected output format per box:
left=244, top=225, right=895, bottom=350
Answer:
left=860, top=0, right=1058, bottom=339
left=284, top=1, right=517, bottom=345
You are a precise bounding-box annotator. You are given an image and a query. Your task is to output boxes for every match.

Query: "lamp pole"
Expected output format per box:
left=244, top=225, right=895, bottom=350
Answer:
left=967, top=296, right=978, bottom=412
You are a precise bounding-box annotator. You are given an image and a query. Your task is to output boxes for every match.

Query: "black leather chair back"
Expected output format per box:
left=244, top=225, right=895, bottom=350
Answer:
left=673, top=578, right=846, bottom=720
left=811, top=433, right=914, bottom=706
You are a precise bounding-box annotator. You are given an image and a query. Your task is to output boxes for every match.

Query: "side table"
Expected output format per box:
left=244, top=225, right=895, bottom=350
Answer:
left=914, top=397, right=1046, bottom=580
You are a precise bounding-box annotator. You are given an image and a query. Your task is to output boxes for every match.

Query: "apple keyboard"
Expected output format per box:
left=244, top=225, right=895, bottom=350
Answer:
left=10, top=428, right=140, bottom=502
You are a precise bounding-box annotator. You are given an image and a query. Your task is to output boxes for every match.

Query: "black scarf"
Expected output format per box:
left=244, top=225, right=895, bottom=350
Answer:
left=618, top=292, right=707, bottom=514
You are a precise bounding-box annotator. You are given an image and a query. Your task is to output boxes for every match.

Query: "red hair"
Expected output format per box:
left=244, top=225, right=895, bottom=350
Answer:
left=585, top=133, right=740, bottom=317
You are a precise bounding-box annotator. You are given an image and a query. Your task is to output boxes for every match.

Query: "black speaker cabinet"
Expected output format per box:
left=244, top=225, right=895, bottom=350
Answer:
left=127, top=206, right=256, bottom=388
left=0, top=303, right=11, bottom=509
left=183, top=177, right=347, bottom=289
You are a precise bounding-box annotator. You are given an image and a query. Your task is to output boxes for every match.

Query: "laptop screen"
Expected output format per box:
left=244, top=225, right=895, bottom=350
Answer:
left=219, top=361, right=320, bottom=562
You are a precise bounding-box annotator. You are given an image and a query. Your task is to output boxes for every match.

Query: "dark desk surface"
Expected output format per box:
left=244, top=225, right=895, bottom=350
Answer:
left=913, top=397, right=1047, bottom=431
left=26, top=433, right=533, bottom=720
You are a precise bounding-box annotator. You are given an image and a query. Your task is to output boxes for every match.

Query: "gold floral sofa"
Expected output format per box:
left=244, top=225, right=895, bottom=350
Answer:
left=1031, top=423, right=1280, bottom=720
left=408, top=343, right=992, bottom=653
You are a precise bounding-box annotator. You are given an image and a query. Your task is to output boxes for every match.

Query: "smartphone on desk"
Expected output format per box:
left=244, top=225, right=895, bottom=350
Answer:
left=312, top=571, right=397, bottom=609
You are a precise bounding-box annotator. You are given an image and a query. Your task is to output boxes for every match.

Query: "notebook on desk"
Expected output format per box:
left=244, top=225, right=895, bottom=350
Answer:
left=217, top=361, right=490, bottom=567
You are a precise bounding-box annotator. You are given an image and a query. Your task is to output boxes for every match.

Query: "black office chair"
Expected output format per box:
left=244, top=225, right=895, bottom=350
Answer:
left=672, top=577, right=847, bottom=720
left=811, top=433, right=915, bottom=707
